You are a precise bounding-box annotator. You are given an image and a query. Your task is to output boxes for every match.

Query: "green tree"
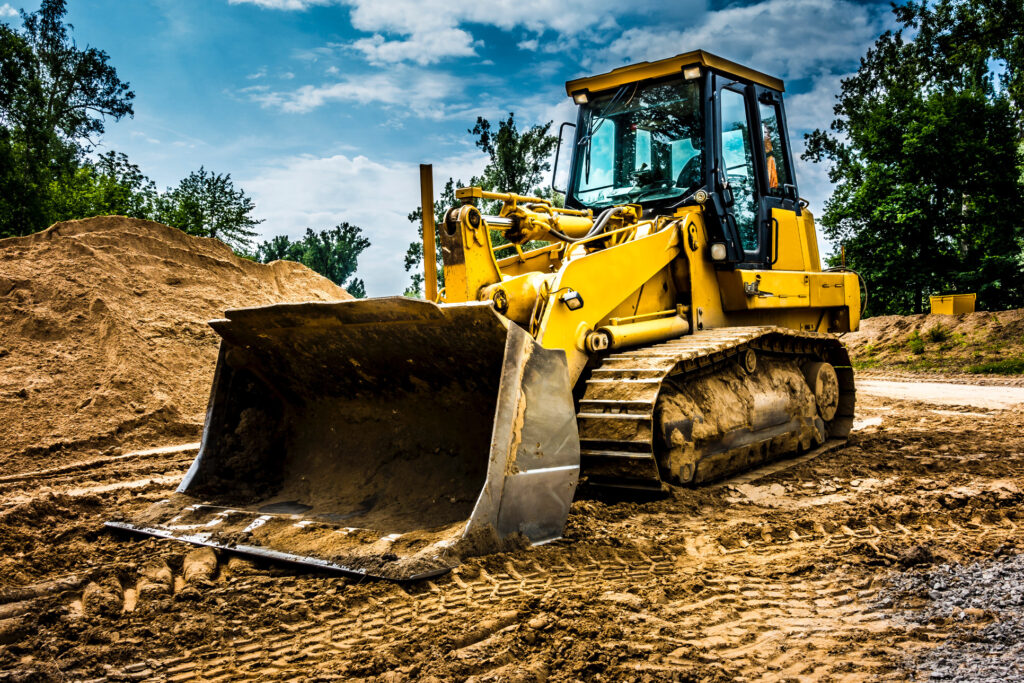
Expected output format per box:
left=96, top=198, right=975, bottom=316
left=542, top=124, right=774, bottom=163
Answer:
left=254, top=223, right=370, bottom=298
left=256, top=234, right=304, bottom=263
left=50, top=151, right=158, bottom=221
left=0, top=0, right=134, bottom=236
left=470, top=113, right=558, bottom=200
left=804, top=0, right=1024, bottom=314
left=298, top=223, right=369, bottom=296
left=403, top=113, right=558, bottom=296
left=158, top=167, right=263, bottom=251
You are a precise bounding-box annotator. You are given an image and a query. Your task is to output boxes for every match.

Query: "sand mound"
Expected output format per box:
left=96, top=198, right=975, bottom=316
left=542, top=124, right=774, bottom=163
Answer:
left=0, top=216, right=350, bottom=466
left=844, top=309, right=1024, bottom=373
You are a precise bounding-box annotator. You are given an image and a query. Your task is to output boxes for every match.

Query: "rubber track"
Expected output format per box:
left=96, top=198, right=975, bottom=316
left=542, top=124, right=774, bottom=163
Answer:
left=577, top=325, right=855, bottom=490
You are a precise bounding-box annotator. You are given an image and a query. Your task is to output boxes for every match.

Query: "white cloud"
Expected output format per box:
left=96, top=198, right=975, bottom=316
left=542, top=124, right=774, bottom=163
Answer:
left=246, top=68, right=267, bottom=80
left=784, top=71, right=850, bottom=132
left=248, top=69, right=462, bottom=115
left=793, top=137, right=837, bottom=256
left=228, top=0, right=334, bottom=9
left=0, top=3, right=18, bottom=18
left=601, top=0, right=887, bottom=81
left=344, top=0, right=660, bottom=37
left=335, top=0, right=671, bottom=66
left=130, top=130, right=162, bottom=145
left=350, top=27, right=478, bottom=66
left=242, top=151, right=488, bottom=296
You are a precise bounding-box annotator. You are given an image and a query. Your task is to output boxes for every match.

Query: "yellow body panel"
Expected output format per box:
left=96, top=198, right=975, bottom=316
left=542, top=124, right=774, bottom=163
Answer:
left=565, top=50, right=785, bottom=96
left=438, top=189, right=860, bottom=348
left=797, top=209, right=822, bottom=272
left=439, top=205, right=503, bottom=303
left=496, top=243, right=562, bottom=278
left=537, top=220, right=684, bottom=382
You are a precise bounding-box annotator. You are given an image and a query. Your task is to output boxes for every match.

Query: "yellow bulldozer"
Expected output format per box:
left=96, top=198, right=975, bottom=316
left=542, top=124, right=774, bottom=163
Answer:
left=109, top=51, right=860, bottom=580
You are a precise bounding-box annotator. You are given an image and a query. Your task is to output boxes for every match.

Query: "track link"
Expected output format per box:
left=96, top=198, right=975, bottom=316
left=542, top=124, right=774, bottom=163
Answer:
left=577, top=326, right=855, bottom=490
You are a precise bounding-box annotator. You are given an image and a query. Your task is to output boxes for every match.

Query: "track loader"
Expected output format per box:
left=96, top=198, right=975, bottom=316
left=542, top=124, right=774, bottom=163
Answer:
left=109, top=51, right=860, bottom=580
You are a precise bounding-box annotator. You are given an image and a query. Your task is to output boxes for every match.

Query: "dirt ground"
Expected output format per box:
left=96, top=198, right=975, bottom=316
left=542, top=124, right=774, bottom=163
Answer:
left=844, top=309, right=1024, bottom=374
left=0, top=216, right=349, bottom=472
left=1, top=380, right=1022, bottom=682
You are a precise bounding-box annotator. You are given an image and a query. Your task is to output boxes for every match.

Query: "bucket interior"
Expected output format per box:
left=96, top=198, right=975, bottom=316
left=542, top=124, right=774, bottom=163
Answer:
left=182, top=299, right=509, bottom=535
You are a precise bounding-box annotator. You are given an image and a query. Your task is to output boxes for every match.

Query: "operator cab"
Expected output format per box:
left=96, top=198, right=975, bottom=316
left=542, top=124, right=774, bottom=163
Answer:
left=560, top=50, right=800, bottom=270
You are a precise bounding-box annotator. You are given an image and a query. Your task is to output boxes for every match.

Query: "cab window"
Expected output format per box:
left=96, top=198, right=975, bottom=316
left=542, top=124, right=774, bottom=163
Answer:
left=575, top=118, right=615, bottom=202
left=758, top=99, right=790, bottom=195
left=719, top=88, right=758, bottom=252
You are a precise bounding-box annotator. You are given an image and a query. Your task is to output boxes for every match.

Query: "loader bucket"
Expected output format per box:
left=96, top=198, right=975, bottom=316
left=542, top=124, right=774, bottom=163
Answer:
left=107, top=298, right=579, bottom=580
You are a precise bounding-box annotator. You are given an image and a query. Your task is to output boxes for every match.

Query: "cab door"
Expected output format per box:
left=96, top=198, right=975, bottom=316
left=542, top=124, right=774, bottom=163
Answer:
left=715, top=79, right=769, bottom=267
left=753, top=87, right=806, bottom=270
left=713, top=77, right=803, bottom=270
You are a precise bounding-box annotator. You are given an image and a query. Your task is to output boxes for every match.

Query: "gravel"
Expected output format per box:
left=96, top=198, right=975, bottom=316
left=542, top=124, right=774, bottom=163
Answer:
left=878, top=551, right=1024, bottom=681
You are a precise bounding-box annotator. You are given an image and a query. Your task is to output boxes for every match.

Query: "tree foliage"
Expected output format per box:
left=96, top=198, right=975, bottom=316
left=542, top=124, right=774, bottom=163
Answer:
left=157, top=167, right=263, bottom=251
left=50, top=151, right=158, bottom=221
left=0, top=0, right=134, bottom=236
left=403, top=113, right=558, bottom=296
left=255, top=223, right=370, bottom=298
left=804, top=0, right=1024, bottom=314
left=469, top=113, right=558, bottom=200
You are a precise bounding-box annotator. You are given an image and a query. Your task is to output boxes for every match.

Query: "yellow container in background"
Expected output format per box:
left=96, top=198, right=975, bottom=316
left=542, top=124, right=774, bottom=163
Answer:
left=930, top=293, right=977, bottom=315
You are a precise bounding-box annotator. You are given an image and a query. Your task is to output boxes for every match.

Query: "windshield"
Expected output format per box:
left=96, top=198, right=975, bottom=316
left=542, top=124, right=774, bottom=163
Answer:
left=571, top=77, right=704, bottom=210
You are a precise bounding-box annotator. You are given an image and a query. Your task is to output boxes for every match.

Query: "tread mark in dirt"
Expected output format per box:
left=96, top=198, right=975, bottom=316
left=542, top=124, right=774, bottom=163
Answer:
left=76, top=516, right=1022, bottom=682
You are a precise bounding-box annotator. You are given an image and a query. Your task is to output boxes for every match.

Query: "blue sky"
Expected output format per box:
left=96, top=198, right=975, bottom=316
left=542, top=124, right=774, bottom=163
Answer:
left=1, top=0, right=896, bottom=295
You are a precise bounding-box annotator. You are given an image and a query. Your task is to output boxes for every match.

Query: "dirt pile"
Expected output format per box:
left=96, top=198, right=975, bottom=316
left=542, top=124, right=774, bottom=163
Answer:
left=845, top=309, right=1024, bottom=374
left=0, top=216, right=350, bottom=467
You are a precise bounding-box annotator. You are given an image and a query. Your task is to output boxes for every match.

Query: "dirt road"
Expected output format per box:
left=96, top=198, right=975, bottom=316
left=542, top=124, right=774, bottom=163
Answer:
left=858, top=377, right=1024, bottom=410
left=1, top=376, right=1022, bottom=681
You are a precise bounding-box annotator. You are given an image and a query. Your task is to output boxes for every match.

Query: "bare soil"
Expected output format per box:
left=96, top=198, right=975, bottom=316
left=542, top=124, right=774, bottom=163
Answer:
left=0, top=216, right=349, bottom=471
left=3, top=223, right=1024, bottom=680
left=845, top=309, right=1024, bottom=374
left=0, top=388, right=1021, bottom=681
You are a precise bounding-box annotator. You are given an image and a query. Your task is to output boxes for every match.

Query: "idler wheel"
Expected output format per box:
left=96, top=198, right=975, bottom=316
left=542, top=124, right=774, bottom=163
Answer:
left=802, top=361, right=839, bottom=421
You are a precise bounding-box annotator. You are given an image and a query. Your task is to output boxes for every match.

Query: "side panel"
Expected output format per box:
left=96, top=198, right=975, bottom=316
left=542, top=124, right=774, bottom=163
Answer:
left=770, top=207, right=808, bottom=271
left=796, top=209, right=822, bottom=272
left=536, top=220, right=685, bottom=382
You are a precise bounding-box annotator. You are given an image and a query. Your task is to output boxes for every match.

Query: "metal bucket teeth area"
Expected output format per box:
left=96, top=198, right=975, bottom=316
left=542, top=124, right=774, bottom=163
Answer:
left=109, top=298, right=580, bottom=580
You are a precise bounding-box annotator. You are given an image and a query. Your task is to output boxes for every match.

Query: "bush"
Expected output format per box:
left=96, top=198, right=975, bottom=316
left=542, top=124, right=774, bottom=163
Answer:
left=966, top=358, right=1024, bottom=375
left=907, top=330, right=926, bottom=355
left=926, top=324, right=948, bottom=343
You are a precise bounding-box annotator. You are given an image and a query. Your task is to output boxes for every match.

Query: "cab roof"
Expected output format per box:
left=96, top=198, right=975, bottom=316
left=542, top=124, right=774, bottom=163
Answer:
left=565, top=50, right=785, bottom=96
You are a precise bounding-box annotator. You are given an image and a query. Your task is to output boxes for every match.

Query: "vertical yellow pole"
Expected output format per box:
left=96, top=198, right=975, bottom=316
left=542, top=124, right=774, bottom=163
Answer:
left=419, top=164, right=438, bottom=301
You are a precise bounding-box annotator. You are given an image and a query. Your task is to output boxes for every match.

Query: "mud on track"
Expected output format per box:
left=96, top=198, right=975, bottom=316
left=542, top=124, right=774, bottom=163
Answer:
left=1, top=386, right=1023, bottom=682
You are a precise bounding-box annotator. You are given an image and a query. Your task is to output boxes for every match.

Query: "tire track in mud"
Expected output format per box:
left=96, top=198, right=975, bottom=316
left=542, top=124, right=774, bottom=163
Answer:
left=5, top=394, right=1023, bottom=681
left=75, top=511, right=1022, bottom=682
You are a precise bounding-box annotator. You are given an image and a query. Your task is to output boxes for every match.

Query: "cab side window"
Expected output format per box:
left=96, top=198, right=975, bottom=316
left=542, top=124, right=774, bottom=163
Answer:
left=719, top=88, right=758, bottom=252
left=758, top=99, right=790, bottom=195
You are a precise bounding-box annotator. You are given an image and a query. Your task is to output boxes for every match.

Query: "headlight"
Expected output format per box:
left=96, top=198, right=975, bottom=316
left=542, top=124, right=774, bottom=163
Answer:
left=559, top=289, right=585, bottom=311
